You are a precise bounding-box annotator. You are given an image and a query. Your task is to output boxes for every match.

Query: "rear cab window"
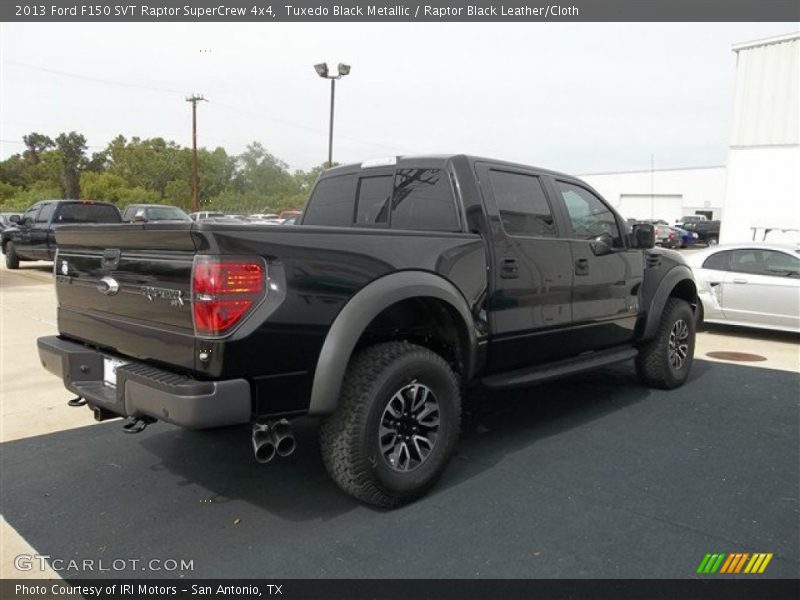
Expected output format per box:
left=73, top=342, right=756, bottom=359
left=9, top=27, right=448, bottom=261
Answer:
left=54, top=203, right=122, bottom=224
left=303, top=161, right=461, bottom=232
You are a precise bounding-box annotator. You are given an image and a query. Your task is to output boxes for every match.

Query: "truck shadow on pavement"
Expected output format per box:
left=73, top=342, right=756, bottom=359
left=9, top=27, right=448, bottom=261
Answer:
left=6, top=359, right=797, bottom=578
left=1, top=364, right=709, bottom=528
left=132, top=361, right=679, bottom=520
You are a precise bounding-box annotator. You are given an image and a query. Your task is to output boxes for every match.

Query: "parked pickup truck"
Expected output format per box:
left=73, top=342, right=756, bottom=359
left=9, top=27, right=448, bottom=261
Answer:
left=37, top=155, right=698, bottom=507
left=682, top=219, right=721, bottom=246
left=2, top=200, right=122, bottom=269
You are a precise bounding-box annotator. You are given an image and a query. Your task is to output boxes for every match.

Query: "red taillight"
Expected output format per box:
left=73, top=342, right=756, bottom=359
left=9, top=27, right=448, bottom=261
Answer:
left=192, top=257, right=266, bottom=336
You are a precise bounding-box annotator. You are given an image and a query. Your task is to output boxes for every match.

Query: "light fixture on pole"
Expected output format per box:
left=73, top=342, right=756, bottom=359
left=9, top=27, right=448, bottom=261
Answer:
left=314, top=62, right=351, bottom=167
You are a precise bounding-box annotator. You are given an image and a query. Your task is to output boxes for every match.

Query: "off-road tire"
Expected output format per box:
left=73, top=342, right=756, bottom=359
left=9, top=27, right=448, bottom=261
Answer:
left=636, top=298, right=695, bottom=389
left=4, top=242, right=19, bottom=270
left=319, top=342, right=461, bottom=508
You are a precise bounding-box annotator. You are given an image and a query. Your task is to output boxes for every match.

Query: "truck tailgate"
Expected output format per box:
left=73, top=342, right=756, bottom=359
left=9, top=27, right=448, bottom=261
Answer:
left=54, top=224, right=198, bottom=372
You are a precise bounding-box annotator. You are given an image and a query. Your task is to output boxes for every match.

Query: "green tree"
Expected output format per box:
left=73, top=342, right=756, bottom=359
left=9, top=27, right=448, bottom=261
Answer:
left=22, top=132, right=55, bottom=165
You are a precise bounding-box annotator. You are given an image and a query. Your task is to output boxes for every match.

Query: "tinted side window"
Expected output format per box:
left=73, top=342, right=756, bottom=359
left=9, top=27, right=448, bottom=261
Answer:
left=702, top=251, right=731, bottom=271
left=489, top=170, right=555, bottom=237
left=731, top=249, right=800, bottom=277
left=55, top=204, right=122, bottom=224
left=558, top=182, right=622, bottom=246
left=303, top=175, right=358, bottom=226
left=763, top=250, right=800, bottom=277
left=355, top=175, right=392, bottom=226
left=391, top=168, right=459, bottom=232
left=35, top=203, right=55, bottom=224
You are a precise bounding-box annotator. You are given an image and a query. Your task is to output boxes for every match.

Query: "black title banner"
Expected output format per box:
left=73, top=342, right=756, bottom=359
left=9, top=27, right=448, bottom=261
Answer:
left=3, top=0, right=800, bottom=22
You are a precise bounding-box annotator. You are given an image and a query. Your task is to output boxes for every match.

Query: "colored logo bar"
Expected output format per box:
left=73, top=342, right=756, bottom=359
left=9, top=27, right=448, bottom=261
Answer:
left=697, top=553, right=773, bottom=574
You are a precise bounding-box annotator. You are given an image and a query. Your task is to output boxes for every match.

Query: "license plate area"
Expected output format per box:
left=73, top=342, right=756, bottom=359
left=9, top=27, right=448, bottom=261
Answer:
left=103, top=357, right=128, bottom=387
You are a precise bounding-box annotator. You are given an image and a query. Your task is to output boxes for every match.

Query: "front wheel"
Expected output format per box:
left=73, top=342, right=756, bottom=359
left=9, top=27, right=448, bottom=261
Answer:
left=636, top=298, right=695, bottom=389
left=707, top=237, right=719, bottom=246
left=4, top=242, right=19, bottom=270
left=320, top=342, right=461, bottom=508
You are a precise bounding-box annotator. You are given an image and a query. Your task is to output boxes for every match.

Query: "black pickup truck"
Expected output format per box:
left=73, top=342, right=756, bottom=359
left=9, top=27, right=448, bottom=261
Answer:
left=2, top=200, right=122, bottom=269
left=37, top=155, right=698, bottom=507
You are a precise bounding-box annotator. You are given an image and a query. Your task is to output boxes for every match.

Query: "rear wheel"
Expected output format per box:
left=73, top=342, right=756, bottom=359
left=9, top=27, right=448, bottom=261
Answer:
left=320, top=342, right=461, bottom=508
left=4, top=242, right=19, bottom=270
left=636, top=298, right=695, bottom=389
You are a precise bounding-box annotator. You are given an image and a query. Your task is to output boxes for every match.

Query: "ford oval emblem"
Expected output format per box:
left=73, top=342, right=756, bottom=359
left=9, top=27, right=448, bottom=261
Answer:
left=97, top=276, right=120, bottom=296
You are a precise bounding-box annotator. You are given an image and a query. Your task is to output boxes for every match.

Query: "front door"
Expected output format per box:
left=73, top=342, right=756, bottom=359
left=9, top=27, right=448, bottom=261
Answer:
left=30, top=202, right=56, bottom=259
left=551, top=179, right=643, bottom=350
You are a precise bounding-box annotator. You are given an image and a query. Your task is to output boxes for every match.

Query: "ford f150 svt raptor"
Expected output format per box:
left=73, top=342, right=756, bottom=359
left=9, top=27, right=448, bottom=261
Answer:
left=37, top=155, right=698, bottom=507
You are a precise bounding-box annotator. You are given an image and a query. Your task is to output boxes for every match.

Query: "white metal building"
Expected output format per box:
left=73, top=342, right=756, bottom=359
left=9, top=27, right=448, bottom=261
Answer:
left=577, top=166, right=726, bottom=224
left=576, top=32, right=799, bottom=238
left=721, top=32, right=800, bottom=243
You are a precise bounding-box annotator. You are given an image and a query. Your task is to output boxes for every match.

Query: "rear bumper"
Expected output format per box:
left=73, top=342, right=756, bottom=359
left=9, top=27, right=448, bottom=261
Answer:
left=37, top=335, right=251, bottom=429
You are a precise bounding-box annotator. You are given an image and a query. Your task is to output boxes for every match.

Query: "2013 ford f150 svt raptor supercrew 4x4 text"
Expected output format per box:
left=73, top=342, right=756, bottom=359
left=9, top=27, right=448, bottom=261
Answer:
left=37, top=155, right=698, bottom=507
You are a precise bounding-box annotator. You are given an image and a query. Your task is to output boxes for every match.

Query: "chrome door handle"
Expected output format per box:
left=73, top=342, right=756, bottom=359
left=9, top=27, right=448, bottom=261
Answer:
left=732, top=278, right=748, bottom=284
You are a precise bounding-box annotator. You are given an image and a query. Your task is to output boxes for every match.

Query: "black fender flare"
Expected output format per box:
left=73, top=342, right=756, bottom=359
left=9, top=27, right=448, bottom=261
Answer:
left=642, top=265, right=697, bottom=339
left=307, top=270, right=478, bottom=415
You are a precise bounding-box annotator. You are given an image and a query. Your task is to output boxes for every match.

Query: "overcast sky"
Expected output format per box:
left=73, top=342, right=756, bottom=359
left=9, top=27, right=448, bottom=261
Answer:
left=0, top=22, right=794, bottom=174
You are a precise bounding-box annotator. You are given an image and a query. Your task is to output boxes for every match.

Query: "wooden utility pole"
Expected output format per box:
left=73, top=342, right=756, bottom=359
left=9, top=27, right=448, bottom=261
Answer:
left=186, top=94, right=206, bottom=212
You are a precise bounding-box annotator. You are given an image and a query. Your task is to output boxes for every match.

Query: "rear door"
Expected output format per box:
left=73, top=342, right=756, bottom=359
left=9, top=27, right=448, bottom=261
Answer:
left=722, top=249, right=800, bottom=330
left=476, top=162, right=574, bottom=371
left=550, top=178, right=642, bottom=350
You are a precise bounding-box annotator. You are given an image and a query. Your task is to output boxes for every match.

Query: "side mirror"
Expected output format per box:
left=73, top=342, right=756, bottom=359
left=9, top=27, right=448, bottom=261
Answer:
left=590, top=234, right=614, bottom=256
left=9, top=215, right=20, bottom=224
left=633, top=223, right=656, bottom=249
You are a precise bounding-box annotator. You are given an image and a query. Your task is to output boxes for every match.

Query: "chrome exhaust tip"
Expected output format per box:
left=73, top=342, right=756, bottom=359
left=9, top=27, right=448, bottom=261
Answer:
left=252, top=423, right=276, bottom=464
left=252, top=420, right=295, bottom=462
left=275, top=433, right=296, bottom=457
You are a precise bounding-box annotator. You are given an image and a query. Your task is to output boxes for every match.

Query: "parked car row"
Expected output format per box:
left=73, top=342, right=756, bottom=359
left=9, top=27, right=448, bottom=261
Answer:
left=188, top=209, right=301, bottom=225
left=626, top=217, right=720, bottom=249
left=1, top=200, right=303, bottom=269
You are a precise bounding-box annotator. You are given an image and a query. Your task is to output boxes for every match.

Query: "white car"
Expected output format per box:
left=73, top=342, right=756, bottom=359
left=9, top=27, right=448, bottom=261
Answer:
left=687, top=243, right=800, bottom=333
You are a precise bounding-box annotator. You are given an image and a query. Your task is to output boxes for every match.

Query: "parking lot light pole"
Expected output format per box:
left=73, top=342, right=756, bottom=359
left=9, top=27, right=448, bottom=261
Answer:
left=314, top=62, right=350, bottom=168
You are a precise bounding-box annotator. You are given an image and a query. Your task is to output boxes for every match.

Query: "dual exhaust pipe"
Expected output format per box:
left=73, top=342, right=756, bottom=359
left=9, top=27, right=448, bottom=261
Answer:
left=252, top=420, right=296, bottom=464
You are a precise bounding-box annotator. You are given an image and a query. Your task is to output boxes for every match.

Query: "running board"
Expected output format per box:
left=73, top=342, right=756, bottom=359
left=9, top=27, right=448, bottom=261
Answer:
left=482, top=347, right=638, bottom=390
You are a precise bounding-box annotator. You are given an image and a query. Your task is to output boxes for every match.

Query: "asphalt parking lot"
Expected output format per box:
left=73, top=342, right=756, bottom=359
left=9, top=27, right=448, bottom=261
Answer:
left=1, top=259, right=798, bottom=579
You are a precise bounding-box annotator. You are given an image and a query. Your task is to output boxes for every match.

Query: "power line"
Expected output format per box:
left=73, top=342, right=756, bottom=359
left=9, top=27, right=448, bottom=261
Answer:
left=0, top=138, right=105, bottom=150
left=3, top=61, right=187, bottom=96
left=209, top=99, right=409, bottom=153
left=3, top=60, right=411, bottom=157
